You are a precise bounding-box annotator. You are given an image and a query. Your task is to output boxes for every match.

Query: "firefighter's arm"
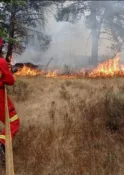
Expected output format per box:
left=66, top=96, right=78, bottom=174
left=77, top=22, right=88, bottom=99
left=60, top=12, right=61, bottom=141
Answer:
left=0, top=59, right=15, bottom=85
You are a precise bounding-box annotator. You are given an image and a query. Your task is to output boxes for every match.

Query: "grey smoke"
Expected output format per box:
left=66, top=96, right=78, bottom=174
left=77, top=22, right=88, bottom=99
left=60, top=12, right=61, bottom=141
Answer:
left=13, top=2, right=121, bottom=69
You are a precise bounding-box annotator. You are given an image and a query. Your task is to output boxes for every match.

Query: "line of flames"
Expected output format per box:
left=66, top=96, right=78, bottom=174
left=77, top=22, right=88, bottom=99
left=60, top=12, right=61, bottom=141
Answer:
left=15, top=53, right=124, bottom=78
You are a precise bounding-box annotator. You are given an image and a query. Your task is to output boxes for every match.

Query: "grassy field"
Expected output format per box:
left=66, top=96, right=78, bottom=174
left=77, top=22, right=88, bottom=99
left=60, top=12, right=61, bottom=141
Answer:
left=0, top=76, right=124, bottom=175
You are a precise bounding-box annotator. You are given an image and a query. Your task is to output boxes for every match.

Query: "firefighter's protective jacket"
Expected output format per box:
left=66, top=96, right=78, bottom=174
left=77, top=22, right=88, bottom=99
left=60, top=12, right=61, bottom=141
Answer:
left=0, top=58, right=15, bottom=87
left=0, top=57, right=20, bottom=145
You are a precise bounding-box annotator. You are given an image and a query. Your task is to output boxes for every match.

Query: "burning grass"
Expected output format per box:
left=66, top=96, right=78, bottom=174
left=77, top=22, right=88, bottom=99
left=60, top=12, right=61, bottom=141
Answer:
left=15, top=53, right=124, bottom=78
left=0, top=77, right=124, bottom=175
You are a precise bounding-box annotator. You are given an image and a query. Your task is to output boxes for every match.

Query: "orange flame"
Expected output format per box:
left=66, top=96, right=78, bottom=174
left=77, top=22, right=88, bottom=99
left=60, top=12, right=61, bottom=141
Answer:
left=89, top=53, right=120, bottom=78
left=15, top=65, right=45, bottom=76
left=15, top=53, right=124, bottom=78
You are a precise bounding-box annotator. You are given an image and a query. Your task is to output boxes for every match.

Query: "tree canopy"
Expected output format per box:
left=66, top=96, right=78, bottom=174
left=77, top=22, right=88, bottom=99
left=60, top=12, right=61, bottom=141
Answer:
left=0, top=0, right=54, bottom=60
left=56, top=1, right=124, bottom=64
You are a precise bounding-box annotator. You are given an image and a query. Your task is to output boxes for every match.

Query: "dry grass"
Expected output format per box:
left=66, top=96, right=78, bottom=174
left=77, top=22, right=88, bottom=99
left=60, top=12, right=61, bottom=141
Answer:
left=0, top=76, right=124, bottom=175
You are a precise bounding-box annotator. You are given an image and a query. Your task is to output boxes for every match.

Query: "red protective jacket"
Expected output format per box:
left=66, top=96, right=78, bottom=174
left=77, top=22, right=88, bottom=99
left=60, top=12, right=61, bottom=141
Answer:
left=0, top=58, right=15, bottom=87
left=0, top=57, right=20, bottom=145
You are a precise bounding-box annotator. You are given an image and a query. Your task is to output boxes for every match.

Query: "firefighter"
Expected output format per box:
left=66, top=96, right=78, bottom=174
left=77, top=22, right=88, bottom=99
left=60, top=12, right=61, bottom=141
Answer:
left=0, top=38, right=20, bottom=163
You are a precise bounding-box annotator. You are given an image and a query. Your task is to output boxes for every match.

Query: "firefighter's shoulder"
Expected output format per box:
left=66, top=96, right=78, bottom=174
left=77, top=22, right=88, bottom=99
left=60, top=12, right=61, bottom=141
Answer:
left=0, top=58, right=7, bottom=65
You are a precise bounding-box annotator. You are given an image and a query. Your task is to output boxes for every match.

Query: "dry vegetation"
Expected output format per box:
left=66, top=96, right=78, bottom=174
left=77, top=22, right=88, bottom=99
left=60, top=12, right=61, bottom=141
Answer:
left=0, top=76, right=124, bottom=175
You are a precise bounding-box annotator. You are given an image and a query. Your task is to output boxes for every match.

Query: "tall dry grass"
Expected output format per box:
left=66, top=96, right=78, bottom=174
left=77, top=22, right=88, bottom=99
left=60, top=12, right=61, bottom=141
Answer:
left=0, top=76, right=124, bottom=175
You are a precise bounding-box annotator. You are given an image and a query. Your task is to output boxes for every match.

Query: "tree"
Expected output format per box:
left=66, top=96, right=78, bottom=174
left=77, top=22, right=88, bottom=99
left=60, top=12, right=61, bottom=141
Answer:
left=102, top=1, right=124, bottom=53
left=0, top=0, right=54, bottom=61
left=0, top=0, right=11, bottom=3
left=56, top=1, right=124, bottom=64
left=0, top=0, right=11, bottom=37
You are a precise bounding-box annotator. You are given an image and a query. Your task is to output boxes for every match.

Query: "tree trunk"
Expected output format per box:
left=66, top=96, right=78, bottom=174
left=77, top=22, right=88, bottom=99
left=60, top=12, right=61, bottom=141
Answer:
left=6, top=4, right=16, bottom=62
left=90, top=1, right=99, bottom=65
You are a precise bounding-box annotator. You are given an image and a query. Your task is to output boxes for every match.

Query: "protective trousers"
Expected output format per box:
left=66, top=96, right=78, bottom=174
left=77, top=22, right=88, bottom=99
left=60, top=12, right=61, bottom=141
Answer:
left=0, top=89, right=20, bottom=145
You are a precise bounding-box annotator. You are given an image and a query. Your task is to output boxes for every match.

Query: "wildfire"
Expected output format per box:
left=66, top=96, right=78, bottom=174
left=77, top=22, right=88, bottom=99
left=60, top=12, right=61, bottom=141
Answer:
left=89, top=53, right=121, bottom=78
left=15, top=53, right=124, bottom=78
left=15, top=65, right=45, bottom=76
